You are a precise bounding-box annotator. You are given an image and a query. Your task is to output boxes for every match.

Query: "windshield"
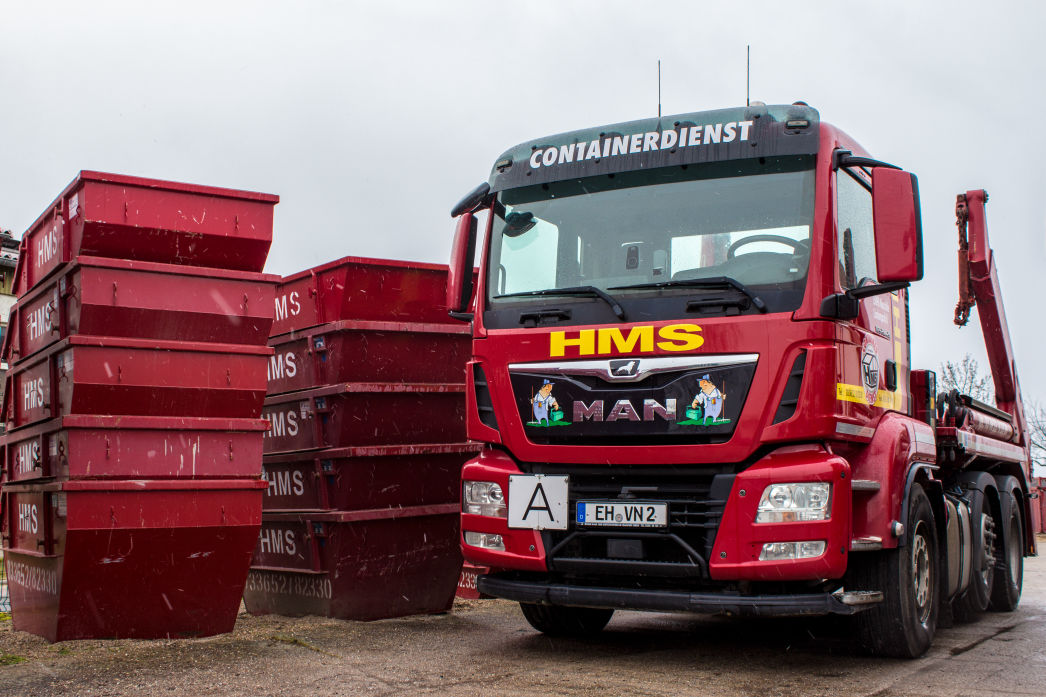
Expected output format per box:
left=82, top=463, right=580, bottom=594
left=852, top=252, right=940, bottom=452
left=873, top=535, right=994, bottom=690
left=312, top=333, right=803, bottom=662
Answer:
left=486, top=157, right=816, bottom=318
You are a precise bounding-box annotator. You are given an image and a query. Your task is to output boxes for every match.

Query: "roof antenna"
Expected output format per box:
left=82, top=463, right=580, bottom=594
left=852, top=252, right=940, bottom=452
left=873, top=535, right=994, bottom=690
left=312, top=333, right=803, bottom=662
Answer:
left=657, top=59, right=662, bottom=119
left=746, top=45, right=750, bottom=106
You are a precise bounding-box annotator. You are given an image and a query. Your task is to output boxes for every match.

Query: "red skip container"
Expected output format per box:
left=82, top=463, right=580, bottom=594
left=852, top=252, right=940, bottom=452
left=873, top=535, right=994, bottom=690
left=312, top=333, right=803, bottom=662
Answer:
left=3, top=336, right=270, bottom=431
left=4, top=256, right=279, bottom=364
left=270, top=257, right=457, bottom=336
left=17, top=171, right=278, bottom=295
left=1, top=415, right=268, bottom=483
left=261, top=383, right=466, bottom=455
left=260, top=442, right=479, bottom=512
left=266, top=320, right=470, bottom=396
left=243, top=504, right=461, bottom=620
left=1, top=478, right=266, bottom=641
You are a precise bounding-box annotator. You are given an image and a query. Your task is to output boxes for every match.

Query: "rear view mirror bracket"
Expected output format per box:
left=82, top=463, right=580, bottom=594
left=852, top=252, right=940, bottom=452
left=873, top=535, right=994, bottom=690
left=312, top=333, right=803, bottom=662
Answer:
left=820, top=281, right=909, bottom=320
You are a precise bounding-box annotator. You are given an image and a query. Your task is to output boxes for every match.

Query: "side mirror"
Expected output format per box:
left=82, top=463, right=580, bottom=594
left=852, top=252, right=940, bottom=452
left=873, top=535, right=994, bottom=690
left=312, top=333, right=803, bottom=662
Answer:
left=447, top=213, right=478, bottom=321
left=872, top=167, right=923, bottom=282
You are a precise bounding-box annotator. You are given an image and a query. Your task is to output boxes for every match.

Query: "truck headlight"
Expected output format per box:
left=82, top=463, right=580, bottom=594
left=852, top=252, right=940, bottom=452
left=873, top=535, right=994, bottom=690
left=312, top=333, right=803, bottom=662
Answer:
left=759, top=540, right=826, bottom=560
left=463, top=531, right=505, bottom=551
left=755, top=482, right=831, bottom=523
left=463, top=481, right=507, bottom=518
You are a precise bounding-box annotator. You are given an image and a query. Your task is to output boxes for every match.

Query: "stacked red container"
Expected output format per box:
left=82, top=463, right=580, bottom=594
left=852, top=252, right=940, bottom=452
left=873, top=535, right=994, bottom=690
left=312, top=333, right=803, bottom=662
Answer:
left=0, top=171, right=279, bottom=641
left=242, top=256, right=478, bottom=620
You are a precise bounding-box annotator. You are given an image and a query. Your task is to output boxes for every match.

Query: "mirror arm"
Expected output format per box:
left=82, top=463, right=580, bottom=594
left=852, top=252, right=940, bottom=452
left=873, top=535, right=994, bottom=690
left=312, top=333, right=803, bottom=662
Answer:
left=450, top=182, right=491, bottom=218
left=832, top=149, right=901, bottom=172
left=820, top=281, right=910, bottom=319
left=448, top=310, right=474, bottom=322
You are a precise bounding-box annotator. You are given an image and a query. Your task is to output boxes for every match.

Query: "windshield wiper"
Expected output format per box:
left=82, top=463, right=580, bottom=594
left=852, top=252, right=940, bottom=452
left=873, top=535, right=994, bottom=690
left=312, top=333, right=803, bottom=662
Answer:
left=495, top=285, right=627, bottom=321
left=608, top=276, right=767, bottom=313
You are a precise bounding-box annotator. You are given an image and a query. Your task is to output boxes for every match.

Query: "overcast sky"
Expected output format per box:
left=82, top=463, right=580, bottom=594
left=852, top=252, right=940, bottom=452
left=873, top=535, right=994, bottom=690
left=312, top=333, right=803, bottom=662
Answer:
left=1, top=1, right=1044, bottom=406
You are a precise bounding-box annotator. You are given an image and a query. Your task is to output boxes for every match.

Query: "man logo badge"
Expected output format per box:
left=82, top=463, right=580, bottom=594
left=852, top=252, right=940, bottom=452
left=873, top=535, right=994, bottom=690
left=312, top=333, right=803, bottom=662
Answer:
left=608, top=358, right=640, bottom=379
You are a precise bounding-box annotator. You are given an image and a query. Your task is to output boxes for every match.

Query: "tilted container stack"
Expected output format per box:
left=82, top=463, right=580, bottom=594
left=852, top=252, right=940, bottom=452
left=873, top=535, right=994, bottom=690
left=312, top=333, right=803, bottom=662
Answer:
left=243, top=256, right=478, bottom=620
left=0, top=171, right=279, bottom=641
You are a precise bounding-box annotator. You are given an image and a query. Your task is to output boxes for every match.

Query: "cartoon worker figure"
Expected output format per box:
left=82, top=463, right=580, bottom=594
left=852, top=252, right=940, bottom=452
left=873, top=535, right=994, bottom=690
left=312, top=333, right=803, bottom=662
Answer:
left=691, top=374, right=726, bottom=424
left=531, top=379, right=560, bottom=425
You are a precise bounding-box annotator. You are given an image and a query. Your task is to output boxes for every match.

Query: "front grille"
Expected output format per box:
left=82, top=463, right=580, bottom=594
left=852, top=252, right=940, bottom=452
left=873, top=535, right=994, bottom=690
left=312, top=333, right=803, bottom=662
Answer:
left=524, top=463, right=734, bottom=581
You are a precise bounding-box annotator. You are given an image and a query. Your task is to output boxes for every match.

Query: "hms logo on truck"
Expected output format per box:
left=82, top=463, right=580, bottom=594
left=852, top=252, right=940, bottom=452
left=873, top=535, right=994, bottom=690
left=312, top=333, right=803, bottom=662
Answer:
left=550, top=323, right=703, bottom=357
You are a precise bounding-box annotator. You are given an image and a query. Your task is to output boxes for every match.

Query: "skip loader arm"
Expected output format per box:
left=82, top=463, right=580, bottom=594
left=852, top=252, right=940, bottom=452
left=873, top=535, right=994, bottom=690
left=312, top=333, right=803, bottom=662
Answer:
left=953, top=189, right=1028, bottom=447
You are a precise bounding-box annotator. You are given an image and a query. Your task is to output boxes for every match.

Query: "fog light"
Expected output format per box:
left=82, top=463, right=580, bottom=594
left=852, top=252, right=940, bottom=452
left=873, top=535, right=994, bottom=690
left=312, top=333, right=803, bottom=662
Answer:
left=464, top=531, right=505, bottom=551
left=756, top=482, right=831, bottom=523
left=463, top=480, right=507, bottom=518
left=758, top=540, right=826, bottom=561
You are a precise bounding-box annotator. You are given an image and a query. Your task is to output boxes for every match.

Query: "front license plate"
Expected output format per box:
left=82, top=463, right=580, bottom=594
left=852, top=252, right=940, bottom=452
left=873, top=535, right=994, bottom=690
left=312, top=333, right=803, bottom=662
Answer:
left=576, top=501, right=667, bottom=528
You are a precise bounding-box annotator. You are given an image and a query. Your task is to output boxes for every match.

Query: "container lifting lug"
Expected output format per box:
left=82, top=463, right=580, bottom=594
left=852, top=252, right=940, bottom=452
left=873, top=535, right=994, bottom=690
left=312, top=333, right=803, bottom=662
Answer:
left=46, top=302, right=60, bottom=334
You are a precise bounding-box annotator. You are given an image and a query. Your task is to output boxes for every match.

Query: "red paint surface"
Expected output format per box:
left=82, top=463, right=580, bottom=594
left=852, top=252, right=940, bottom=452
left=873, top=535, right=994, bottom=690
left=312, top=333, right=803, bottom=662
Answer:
left=16, top=171, right=277, bottom=295
left=2, top=415, right=268, bottom=482
left=3, top=337, right=271, bottom=430
left=4, top=257, right=278, bottom=364
left=261, top=383, right=466, bottom=454
left=271, top=256, right=457, bottom=336
left=1, top=479, right=265, bottom=641
left=261, top=442, right=478, bottom=511
left=266, top=319, right=470, bottom=396
left=243, top=505, right=462, bottom=620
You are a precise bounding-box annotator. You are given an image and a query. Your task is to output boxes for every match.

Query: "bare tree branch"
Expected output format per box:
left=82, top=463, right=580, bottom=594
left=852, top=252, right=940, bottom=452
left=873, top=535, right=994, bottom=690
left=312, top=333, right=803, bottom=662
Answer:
left=938, top=355, right=994, bottom=403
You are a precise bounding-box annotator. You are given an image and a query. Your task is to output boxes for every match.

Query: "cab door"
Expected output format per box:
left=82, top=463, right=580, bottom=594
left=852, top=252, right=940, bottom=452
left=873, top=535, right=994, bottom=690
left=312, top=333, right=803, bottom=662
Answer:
left=834, top=165, right=908, bottom=421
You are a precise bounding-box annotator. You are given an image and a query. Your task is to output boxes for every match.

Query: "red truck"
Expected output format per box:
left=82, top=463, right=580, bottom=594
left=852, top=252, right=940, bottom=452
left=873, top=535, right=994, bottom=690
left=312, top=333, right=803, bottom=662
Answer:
left=446, top=103, right=1035, bottom=657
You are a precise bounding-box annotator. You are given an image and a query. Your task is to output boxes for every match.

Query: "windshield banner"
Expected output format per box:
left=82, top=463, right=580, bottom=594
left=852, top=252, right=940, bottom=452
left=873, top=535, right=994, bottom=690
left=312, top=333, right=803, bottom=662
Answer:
left=489, top=106, right=820, bottom=192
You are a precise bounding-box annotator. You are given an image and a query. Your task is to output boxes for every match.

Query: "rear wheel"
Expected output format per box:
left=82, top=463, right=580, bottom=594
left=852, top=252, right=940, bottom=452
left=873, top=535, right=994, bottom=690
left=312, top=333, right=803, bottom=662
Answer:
left=519, top=603, right=614, bottom=637
left=989, top=489, right=1023, bottom=612
left=952, top=488, right=996, bottom=621
left=850, top=484, right=939, bottom=658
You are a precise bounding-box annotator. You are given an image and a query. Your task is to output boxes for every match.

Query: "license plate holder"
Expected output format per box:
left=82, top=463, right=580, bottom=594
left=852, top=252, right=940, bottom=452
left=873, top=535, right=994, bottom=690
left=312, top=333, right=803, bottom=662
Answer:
left=575, top=500, right=668, bottom=528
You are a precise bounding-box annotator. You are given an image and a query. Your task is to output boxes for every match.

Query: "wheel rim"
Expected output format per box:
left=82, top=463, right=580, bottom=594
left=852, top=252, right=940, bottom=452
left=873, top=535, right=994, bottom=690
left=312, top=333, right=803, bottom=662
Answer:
left=979, top=512, right=997, bottom=587
left=911, top=524, right=933, bottom=623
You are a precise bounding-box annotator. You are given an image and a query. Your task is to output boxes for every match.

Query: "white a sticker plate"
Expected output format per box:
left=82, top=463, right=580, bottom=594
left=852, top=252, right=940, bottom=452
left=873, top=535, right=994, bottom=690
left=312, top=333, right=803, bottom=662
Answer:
left=508, top=474, right=569, bottom=530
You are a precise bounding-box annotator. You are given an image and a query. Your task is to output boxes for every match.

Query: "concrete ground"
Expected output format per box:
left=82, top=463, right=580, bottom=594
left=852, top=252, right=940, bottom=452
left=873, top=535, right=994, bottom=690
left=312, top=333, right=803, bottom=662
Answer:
left=2, top=539, right=1045, bottom=697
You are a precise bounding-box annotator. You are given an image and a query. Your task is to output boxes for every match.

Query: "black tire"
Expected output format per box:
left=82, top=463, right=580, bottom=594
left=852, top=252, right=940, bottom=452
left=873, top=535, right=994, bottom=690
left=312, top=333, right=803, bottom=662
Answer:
left=989, top=488, right=1023, bottom=612
left=850, top=484, right=939, bottom=658
left=519, top=603, right=613, bottom=637
left=952, top=487, right=996, bottom=621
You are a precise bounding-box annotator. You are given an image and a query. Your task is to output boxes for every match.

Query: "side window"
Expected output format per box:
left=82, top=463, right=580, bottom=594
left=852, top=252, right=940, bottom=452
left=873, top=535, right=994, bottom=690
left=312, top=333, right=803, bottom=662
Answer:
left=836, top=169, right=877, bottom=290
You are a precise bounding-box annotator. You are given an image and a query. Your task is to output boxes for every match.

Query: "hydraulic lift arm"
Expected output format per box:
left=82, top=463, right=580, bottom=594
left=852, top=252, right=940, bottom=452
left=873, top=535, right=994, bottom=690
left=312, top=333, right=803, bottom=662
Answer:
left=954, top=189, right=1028, bottom=447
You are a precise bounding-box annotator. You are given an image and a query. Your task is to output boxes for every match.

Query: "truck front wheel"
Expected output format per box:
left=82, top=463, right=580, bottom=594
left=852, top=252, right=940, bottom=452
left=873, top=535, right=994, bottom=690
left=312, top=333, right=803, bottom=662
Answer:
left=519, top=603, right=614, bottom=637
left=850, top=483, right=939, bottom=658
